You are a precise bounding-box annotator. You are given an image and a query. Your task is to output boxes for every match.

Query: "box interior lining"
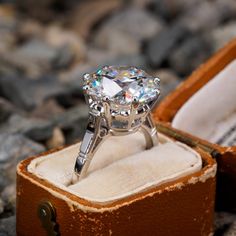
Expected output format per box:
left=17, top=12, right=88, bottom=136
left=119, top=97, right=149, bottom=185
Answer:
left=28, top=133, right=202, bottom=204
left=172, top=59, right=236, bottom=147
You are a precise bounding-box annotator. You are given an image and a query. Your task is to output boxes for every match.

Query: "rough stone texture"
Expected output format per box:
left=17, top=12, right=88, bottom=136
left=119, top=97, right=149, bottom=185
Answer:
left=95, top=7, right=163, bottom=43
left=210, top=22, right=236, bottom=52
left=0, top=133, right=45, bottom=165
left=179, top=1, right=227, bottom=33
left=0, top=114, right=54, bottom=142
left=54, top=104, right=88, bottom=129
left=0, top=75, right=64, bottom=110
left=215, top=212, right=236, bottom=235
left=169, top=36, right=213, bottom=76
left=0, top=216, right=16, bottom=236
left=94, top=7, right=163, bottom=57
left=46, top=127, right=65, bottom=149
left=145, top=24, right=190, bottom=67
left=0, top=98, right=17, bottom=123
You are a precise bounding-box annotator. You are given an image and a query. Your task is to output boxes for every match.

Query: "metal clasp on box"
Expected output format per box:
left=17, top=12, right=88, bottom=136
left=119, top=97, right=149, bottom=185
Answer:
left=38, top=201, right=60, bottom=236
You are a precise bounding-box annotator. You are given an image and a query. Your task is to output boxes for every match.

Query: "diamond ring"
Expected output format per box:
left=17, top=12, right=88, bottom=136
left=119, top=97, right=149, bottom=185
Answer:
left=74, top=66, right=160, bottom=180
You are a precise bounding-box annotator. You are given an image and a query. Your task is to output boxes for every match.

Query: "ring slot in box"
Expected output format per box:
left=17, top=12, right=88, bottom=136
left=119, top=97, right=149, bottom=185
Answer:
left=17, top=132, right=216, bottom=235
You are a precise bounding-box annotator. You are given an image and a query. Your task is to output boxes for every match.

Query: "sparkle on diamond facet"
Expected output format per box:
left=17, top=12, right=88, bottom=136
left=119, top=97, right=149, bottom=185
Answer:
left=84, top=66, right=160, bottom=107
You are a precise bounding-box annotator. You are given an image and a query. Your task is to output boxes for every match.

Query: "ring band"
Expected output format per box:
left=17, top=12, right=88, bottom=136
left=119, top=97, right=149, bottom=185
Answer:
left=75, top=113, right=158, bottom=180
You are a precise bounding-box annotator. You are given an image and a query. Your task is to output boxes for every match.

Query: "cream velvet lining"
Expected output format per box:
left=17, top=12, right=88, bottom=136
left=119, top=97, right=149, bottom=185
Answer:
left=28, top=133, right=202, bottom=204
left=173, top=59, right=236, bottom=146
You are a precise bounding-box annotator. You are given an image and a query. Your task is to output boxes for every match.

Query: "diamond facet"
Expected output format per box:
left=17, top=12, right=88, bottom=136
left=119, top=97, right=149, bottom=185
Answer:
left=84, top=66, right=160, bottom=110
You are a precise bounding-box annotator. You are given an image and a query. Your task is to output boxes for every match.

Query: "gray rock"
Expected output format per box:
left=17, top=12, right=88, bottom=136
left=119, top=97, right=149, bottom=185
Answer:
left=94, top=7, right=163, bottom=56
left=0, top=173, right=8, bottom=192
left=53, top=105, right=88, bottom=143
left=0, top=198, right=4, bottom=215
left=103, top=54, right=148, bottom=70
left=53, top=104, right=88, bottom=130
left=0, top=216, right=16, bottom=236
left=52, top=44, right=74, bottom=69
left=95, top=7, right=163, bottom=43
left=5, top=38, right=75, bottom=77
left=45, top=25, right=87, bottom=63
left=1, top=184, right=16, bottom=213
left=145, top=24, right=190, bottom=67
left=210, top=22, right=236, bottom=52
left=97, top=30, right=141, bottom=56
left=0, top=75, right=64, bottom=110
left=215, top=212, right=236, bottom=235
left=15, top=39, right=58, bottom=67
left=151, top=0, right=198, bottom=20
left=86, top=49, right=148, bottom=69
left=30, top=99, right=65, bottom=120
left=169, top=36, right=212, bottom=76
left=180, top=1, right=235, bottom=33
left=0, top=232, right=8, bottom=236
left=0, top=114, right=54, bottom=142
left=0, top=133, right=45, bottom=165
left=0, top=98, right=16, bottom=123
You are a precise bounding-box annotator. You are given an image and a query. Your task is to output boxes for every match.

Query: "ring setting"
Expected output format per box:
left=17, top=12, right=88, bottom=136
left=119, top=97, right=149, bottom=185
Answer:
left=74, top=66, right=160, bottom=180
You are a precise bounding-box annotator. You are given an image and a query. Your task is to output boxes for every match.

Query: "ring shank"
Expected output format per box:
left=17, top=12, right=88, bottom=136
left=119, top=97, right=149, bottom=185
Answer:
left=74, top=113, right=158, bottom=181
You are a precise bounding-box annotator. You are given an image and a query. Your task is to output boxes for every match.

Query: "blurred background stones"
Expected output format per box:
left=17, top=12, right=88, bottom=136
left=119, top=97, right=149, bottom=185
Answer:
left=0, top=0, right=236, bottom=235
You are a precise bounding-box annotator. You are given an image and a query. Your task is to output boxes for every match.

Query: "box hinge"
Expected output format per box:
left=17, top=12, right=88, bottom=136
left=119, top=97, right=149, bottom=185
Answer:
left=38, top=201, right=60, bottom=236
left=156, top=123, right=221, bottom=159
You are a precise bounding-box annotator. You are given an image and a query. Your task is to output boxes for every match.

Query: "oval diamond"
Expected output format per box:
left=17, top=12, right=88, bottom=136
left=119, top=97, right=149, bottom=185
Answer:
left=84, top=66, right=160, bottom=108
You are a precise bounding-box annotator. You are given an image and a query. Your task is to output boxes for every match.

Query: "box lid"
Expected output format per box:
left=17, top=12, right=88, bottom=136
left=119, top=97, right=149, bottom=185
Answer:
left=154, top=39, right=236, bottom=211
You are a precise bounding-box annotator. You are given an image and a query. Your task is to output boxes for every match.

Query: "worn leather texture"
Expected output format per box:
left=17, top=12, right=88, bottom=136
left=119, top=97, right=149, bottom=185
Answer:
left=155, top=39, right=236, bottom=212
left=16, top=144, right=215, bottom=236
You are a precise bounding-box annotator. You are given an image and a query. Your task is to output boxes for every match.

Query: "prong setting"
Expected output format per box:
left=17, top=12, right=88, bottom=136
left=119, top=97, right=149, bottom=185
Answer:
left=83, top=65, right=160, bottom=134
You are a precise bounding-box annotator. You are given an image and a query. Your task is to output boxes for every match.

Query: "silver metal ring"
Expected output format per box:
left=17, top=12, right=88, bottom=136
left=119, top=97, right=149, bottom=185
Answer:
left=74, top=66, right=160, bottom=181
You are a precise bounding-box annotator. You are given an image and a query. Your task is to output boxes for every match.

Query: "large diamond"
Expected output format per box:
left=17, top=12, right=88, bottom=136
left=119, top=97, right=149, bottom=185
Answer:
left=85, top=66, right=160, bottom=108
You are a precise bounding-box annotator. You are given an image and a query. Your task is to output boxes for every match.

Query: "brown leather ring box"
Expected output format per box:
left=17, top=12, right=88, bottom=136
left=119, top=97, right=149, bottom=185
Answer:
left=17, top=130, right=216, bottom=235
left=155, top=38, right=236, bottom=212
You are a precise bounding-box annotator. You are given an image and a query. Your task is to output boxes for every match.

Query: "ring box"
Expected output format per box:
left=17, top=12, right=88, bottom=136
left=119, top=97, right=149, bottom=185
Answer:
left=20, top=39, right=236, bottom=235
left=155, top=39, right=236, bottom=212
left=17, top=132, right=216, bottom=235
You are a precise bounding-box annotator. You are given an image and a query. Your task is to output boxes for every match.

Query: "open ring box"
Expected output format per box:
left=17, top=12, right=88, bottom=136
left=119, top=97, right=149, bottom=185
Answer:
left=155, top=38, right=236, bottom=213
left=18, top=44, right=236, bottom=236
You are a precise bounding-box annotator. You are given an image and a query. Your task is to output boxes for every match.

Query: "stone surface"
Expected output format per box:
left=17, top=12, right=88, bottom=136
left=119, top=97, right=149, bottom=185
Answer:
left=210, top=22, right=236, bottom=51
left=169, top=36, right=212, bottom=76
left=53, top=104, right=88, bottom=143
left=0, top=198, right=4, bottom=215
left=0, top=216, right=15, bottom=236
left=151, top=0, right=198, bottom=20
left=0, top=114, right=54, bottom=142
left=0, top=75, right=64, bottom=110
left=0, top=98, right=17, bottom=123
left=46, top=127, right=65, bottom=149
left=0, top=133, right=45, bottom=165
left=53, top=104, right=88, bottom=131
left=30, top=99, right=65, bottom=120
left=215, top=212, right=236, bottom=235
left=45, top=25, right=87, bottom=63
left=145, top=24, right=190, bottom=67
left=69, top=0, right=122, bottom=39
left=180, top=1, right=226, bottom=33
left=94, top=7, right=163, bottom=56
left=95, top=7, right=163, bottom=44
